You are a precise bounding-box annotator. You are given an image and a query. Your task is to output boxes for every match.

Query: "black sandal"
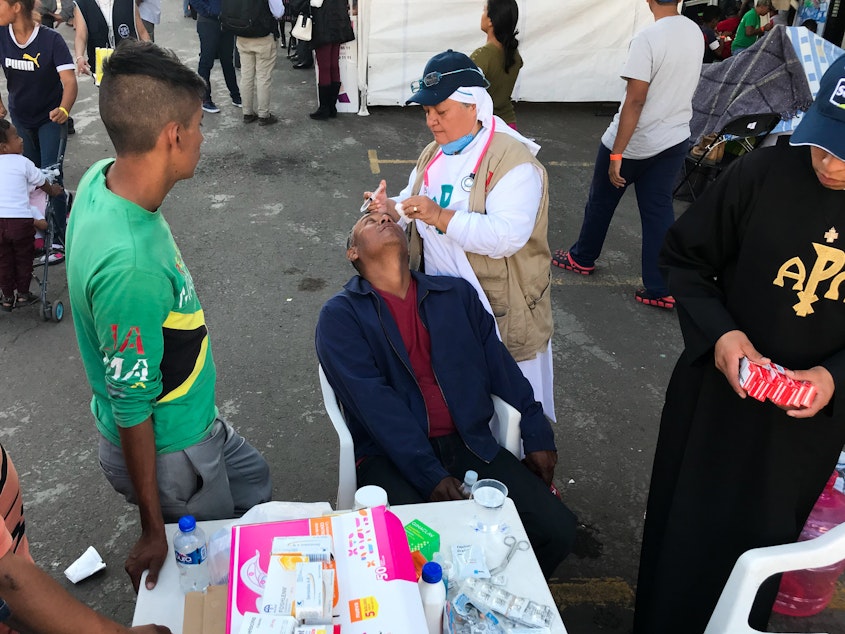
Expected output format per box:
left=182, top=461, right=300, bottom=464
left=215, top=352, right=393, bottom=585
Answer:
left=15, top=292, right=39, bottom=307
left=0, top=296, right=13, bottom=312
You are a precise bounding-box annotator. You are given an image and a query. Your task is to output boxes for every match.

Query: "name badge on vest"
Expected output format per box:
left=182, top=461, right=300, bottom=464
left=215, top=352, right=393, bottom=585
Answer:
left=117, top=23, right=131, bottom=38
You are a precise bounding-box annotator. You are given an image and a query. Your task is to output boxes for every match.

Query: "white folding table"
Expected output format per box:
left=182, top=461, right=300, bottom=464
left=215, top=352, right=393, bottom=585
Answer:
left=132, top=498, right=567, bottom=633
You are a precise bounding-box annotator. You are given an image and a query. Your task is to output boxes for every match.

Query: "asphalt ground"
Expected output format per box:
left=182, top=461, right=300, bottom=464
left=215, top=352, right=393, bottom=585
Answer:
left=1, top=5, right=844, bottom=633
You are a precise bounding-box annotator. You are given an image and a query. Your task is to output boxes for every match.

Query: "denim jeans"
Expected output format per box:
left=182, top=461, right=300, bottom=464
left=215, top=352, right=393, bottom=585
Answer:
left=197, top=16, right=241, bottom=104
left=13, top=117, right=67, bottom=242
left=568, top=140, right=688, bottom=297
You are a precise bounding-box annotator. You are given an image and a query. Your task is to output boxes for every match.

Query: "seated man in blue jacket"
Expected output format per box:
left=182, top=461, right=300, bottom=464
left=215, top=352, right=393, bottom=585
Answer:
left=316, top=211, right=577, bottom=577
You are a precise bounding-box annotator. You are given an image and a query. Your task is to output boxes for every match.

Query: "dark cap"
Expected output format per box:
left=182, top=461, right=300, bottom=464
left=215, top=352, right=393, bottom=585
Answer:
left=790, top=55, right=845, bottom=161
left=406, top=50, right=489, bottom=106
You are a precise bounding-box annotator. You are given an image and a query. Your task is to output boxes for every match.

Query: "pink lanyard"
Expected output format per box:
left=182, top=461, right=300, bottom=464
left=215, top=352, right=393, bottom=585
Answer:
left=422, top=119, right=496, bottom=193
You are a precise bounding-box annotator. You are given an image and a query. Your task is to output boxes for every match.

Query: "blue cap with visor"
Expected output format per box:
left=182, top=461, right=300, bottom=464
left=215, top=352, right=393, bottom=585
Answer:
left=406, top=50, right=490, bottom=106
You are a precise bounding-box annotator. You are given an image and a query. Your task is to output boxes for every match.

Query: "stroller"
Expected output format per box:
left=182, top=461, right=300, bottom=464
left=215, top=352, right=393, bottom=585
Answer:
left=30, top=164, right=69, bottom=323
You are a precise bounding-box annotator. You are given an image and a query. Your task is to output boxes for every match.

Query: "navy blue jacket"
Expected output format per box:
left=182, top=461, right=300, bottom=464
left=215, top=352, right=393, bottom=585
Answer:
left=315, top=271, right=555, bottom=499
left=191, top=0, right=221, bottom=18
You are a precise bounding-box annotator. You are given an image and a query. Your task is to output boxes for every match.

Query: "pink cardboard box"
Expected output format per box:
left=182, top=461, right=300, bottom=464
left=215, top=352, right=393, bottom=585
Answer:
left=227, top=506, right=426, bottom=634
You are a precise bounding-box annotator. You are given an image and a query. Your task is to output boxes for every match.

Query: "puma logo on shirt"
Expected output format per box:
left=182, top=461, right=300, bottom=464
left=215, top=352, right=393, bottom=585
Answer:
left=4, top=52, right=40, bottom=71
left=22, top=52, right=40, bottom=68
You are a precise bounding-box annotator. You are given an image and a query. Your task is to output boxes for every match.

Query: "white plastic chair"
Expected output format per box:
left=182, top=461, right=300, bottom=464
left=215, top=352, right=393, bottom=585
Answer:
left=704, top=521, right=845, bottom=634
left=318, top=364, right=522, bottom=510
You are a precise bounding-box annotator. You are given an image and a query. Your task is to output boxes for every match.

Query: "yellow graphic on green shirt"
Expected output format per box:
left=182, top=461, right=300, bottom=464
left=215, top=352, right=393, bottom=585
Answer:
left=157, top=253, right=206, bottom=402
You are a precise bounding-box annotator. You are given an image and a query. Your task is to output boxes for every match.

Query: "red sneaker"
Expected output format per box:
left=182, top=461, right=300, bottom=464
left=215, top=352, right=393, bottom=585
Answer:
left=552, top=250, right=594, bottom=275
left=635, top=289, right=675, bottom=310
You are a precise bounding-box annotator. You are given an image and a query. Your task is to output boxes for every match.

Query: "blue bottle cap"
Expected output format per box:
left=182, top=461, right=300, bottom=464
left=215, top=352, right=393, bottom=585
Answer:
left=421, top=561, right=443, bottom=584
left=178, top=515, right=197, bottom=533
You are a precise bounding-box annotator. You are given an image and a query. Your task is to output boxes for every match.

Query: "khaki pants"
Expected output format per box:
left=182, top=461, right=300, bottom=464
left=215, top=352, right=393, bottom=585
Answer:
left=236, top=34, right=277, bottom=117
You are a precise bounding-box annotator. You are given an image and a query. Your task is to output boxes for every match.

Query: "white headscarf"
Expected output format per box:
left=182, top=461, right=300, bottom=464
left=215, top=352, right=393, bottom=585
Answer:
left=447, top=86, right=541, bottom=157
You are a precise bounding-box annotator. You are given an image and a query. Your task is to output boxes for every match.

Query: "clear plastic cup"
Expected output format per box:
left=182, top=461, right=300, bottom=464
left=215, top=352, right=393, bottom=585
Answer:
left=471, top=479, right=508, bottom=533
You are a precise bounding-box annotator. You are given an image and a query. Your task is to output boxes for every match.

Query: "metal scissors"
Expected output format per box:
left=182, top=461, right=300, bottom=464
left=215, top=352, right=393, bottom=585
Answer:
left=490, top=535, right=530, bottom=575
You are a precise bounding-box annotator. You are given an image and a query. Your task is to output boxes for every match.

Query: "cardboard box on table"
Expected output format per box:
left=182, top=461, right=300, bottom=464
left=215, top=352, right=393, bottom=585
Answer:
left=183, top=585, right=228, bottom=634
left=227, top=506, right=426, bottom=634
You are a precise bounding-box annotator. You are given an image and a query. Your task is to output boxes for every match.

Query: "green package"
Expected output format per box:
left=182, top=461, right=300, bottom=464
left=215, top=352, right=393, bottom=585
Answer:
left=404, top=519, right=440, bottom=561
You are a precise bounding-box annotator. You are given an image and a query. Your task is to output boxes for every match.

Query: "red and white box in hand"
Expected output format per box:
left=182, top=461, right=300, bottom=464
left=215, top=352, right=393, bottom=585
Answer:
left=738, top=357, right=817, bottom=409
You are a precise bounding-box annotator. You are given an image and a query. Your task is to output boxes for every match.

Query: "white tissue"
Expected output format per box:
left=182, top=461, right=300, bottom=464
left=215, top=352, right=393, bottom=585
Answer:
left=64, top=546, right=106, bottom=583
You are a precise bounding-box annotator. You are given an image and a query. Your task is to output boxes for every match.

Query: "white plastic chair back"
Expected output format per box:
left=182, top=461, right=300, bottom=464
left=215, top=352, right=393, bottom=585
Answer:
left=704, top=521, right=845, bottom=634
left=318, top=364, right=357, bottom=510
left=318, top=364, right=523, bottom=510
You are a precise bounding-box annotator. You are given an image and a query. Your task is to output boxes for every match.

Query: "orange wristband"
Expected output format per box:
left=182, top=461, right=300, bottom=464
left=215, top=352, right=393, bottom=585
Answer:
left=609, top=154, right=623, bottom=161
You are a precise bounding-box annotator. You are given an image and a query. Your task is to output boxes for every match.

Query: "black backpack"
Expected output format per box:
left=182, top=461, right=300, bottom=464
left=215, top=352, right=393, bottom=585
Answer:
left=220, top=0, right=275, bottom=37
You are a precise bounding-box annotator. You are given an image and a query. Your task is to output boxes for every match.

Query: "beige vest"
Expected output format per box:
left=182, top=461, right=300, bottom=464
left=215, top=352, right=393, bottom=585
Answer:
left=408, top=133, right=553, bottom=362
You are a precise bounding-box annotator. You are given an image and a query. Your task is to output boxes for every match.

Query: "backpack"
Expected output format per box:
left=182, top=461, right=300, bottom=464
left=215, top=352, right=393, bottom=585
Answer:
left=220, top=0, right=275, bottom=38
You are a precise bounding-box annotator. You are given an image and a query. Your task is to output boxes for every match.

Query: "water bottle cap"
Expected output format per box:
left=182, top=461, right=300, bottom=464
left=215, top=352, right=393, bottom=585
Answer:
left=178, top=515, right=197, bottom=533
left=464, top=470, right=478, bottom=486
left=421, top=561, right=443, bottom=584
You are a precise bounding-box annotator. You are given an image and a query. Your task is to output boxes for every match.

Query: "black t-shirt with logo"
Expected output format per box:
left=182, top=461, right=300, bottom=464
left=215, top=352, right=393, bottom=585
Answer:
left=0, top=25, right=73, bottom=128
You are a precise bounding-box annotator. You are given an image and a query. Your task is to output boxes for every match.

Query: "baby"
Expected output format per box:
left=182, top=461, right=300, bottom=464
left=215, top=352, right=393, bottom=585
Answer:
left=0, top=119, right=63, bottom=311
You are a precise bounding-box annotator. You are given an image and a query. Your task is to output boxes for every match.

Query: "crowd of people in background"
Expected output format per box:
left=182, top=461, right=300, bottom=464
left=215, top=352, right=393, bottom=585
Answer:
left=2, top=1, right=845, bottom=634
left=686, top=0, right=822, bottom=63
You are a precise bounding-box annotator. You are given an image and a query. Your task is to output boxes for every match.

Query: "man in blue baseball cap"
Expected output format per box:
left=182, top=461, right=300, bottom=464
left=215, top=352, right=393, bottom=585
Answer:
left=361, top=49, right=559, bottom=428
left=633, top=56, right=845, bottom=634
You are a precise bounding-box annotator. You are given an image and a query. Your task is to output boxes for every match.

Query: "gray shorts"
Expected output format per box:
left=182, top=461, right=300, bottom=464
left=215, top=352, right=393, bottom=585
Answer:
left=98, top=418, right=272, bottom=522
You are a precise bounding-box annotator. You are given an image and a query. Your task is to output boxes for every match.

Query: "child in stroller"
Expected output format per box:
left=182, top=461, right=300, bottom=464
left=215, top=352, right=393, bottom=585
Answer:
left=0, top=119, right=64, bottom=312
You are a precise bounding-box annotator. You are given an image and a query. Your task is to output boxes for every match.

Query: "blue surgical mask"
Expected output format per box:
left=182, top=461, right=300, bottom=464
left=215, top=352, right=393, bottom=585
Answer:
left=441, top=131, right=477, bottom=155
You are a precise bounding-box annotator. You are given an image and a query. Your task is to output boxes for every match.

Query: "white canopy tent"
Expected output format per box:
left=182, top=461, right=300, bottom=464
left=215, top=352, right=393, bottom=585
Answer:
left=353, top=0, right=656, bottom=113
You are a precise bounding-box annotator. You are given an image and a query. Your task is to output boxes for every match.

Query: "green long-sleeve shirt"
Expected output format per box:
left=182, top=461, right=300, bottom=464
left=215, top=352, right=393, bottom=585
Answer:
left=732, top=9, right=761, bottom=51
left=67, top=159, right=217, bottom=453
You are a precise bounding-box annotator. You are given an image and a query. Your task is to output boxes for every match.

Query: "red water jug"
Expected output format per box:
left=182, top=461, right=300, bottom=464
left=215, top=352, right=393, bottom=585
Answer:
left=772, top=472, right=845, bottom=617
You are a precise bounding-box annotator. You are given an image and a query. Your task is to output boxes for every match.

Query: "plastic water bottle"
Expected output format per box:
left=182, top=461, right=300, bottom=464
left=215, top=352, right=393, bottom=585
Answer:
left=773, top=472, right=845, bottom=616
left=419, top=561, right=446, bottom=634
left=174, top=515, right=210, bottom=593
left=461, top=470, right=478, bottom=497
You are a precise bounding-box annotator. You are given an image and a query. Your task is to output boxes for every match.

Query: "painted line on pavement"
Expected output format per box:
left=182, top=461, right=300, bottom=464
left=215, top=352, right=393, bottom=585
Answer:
left=550, top=275, right=643, bottom=288
left=826, top=581, right=845, bottom=609
left=546, top=578, right=845, bottom=611
left=548, top=577, right=634, bottom=608
left=547, top=161, right=594, bottom=167
left=367, top=150, right=594, bottom=175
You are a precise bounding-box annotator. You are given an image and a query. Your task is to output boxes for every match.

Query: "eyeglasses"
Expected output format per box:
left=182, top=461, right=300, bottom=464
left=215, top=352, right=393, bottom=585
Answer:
left=410, top=67, right=488, bottom=93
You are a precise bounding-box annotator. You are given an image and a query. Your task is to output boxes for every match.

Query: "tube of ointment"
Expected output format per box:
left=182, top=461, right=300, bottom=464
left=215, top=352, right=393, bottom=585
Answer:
left=452, top=543, right=491, bottom=580
left=359, top=182, right=385, bottom=213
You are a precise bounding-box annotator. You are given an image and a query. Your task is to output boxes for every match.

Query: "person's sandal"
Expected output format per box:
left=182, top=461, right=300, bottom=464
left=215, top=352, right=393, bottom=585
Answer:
left=15, top=292, right=39, bottom=307
left=635, top=289, right=675, bottom=310
left=0, top=296, right=13, bottom=312
left=551, top=249, right=595, bottom=275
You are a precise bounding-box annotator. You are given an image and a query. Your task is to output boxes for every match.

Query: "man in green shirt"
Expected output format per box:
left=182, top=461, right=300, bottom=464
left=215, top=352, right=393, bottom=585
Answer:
left=731, top=0, right=773, bottom=54
left=66, top=40, right=271, bottom=593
